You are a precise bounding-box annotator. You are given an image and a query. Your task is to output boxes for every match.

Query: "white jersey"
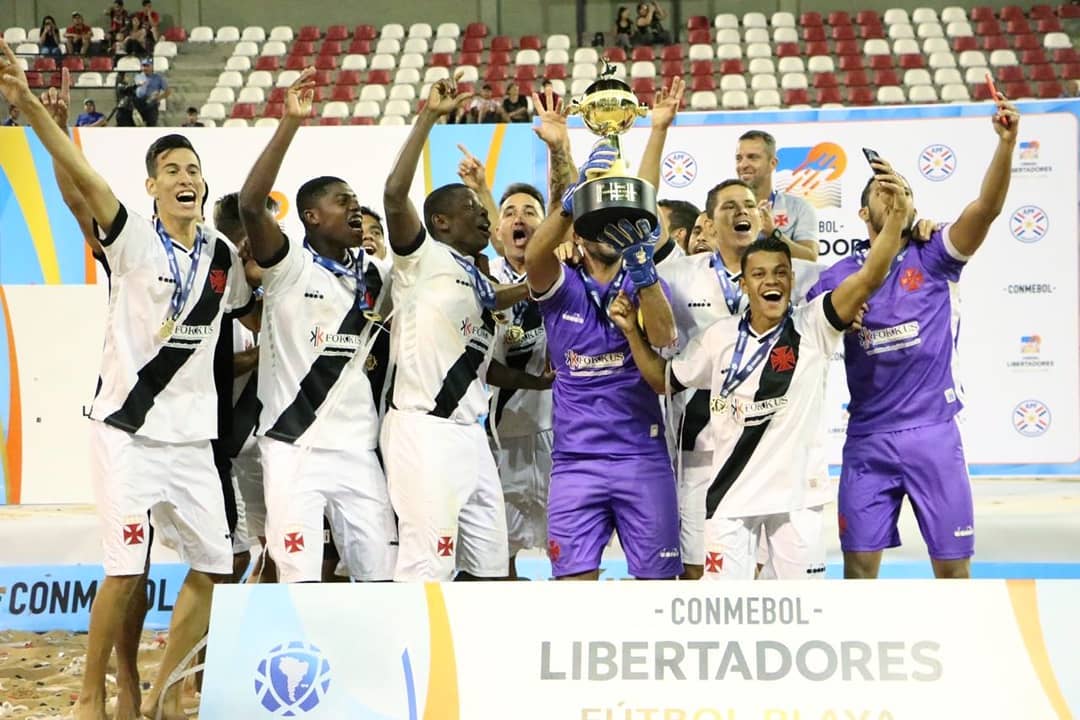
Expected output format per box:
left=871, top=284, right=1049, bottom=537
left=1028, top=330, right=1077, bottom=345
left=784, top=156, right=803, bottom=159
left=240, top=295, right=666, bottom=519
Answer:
left=654, top=238, right=686, bottom=265
left=227, top=321, right=259, bottom=457
left=670, top=293, right=844, bottom=518
left=91, top=205, right=253, bottom=443
left=488, top=256, right=552, bottom=437
left=257, top=237, right=389, bottom=451
left=388, top=231, right=495, bottom=425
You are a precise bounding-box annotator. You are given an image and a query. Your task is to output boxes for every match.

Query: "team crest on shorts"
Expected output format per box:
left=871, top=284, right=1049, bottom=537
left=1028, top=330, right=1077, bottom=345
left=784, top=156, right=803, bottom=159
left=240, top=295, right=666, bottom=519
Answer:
left=122, top=517, right=145, bottom=546
left=284, top=529, right=305, bottom=554
left=661, top=151, right=697, bottom=188
left=547, top=539, right=562, bottom=562
left=1013, top=399, right=1051, bottom=437
left=918, top=144, right=956, bottom=181
left=705, top=551, right=723, bottom=573
left=437, top=534, right=455, bottom=557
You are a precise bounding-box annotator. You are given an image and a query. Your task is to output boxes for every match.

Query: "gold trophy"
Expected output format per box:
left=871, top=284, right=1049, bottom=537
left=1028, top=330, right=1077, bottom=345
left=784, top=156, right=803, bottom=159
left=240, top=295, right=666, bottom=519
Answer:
left=567, top=64, right=658, bottom=241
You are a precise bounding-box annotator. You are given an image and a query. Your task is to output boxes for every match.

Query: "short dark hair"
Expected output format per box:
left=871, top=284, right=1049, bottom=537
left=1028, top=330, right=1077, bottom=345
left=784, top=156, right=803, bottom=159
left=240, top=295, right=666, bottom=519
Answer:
left=296, top=175, right=347, bottom=216
left=213, top=192, right=278, bottom=238
left=359, top=205, right=383, bottom=230
left=658, top=199, right=699, bottom=236
left=740, top=234, right=791, bottom=274
left=144, top=133, right=201, bottom=177
left=499, top=182, right=545, bottom=210
left=186, top=106, right=197, bottom=114
left=423, top=183, right=469, bottom=237
left=704, top=178, right=754, bottom=217
left=738, top=129, right=777, bottom=158
left=859, top=173, right=912, bottom=208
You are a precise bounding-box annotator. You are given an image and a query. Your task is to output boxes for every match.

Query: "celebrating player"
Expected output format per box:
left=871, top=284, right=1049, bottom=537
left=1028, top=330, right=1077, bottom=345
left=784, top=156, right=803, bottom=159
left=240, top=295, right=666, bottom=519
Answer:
left=807, top=99, right=1020, bottom=580
left=237, top=69, right=397, bottom=584
left=613, top=157, right=910, bottom=580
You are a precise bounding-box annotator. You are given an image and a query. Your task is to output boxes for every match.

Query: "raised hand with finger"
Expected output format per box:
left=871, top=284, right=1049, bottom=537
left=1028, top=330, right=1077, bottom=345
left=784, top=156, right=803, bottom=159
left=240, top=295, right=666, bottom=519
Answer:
left=607, top=290, right=639, bottom=336
left=424, top=69, right=473, bottom=117
left=0, top=39, right=32, bottom=106
left=284, top=67, right=317, bottom=120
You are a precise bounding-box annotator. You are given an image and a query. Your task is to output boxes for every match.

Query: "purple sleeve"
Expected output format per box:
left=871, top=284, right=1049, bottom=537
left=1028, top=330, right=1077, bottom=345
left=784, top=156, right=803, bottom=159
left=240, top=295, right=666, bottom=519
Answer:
left=534, top=265, right=575, bottom=313
left=920, top=225, right=966, bottom=282
left=806, top=262, right=844, bottom=302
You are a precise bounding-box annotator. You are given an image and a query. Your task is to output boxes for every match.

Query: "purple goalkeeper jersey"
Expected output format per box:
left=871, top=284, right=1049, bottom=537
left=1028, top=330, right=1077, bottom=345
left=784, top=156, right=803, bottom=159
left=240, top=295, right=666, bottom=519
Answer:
left=536, top=265, right=671, bottom=459
left=806, top=224, right=967, bottom=436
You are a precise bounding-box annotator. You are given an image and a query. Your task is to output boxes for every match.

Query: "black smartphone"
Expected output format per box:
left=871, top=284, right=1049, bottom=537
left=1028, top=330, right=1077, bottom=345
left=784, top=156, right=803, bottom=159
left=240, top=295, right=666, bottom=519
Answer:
left=862, top=147, right=886, bottom=174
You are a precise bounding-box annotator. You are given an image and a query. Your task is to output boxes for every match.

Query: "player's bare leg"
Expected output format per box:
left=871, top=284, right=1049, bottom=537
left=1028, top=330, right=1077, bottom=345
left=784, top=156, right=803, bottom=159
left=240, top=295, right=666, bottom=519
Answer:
left=113, top=571, right=149, bottom=720
left=73, top=573, right=144, bottom=720
left=231, top=550, right=251, bottom=583
left=556, top=570, right=601, bottom=581
left=680, top=564, right=703, bottom=580
left=931, top=557, right=971, bottom=579
left=843, top=550, right=883, bottom=579
left=141, top=570, right=221, bottom=720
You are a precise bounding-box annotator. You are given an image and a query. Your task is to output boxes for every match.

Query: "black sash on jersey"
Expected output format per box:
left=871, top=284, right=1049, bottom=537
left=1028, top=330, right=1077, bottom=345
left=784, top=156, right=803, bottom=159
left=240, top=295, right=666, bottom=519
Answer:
left=104, top=239, right=233, bottom=433
left=429, top=309, right=496, bottom=419
left=705, top=317, right=802, bottom=518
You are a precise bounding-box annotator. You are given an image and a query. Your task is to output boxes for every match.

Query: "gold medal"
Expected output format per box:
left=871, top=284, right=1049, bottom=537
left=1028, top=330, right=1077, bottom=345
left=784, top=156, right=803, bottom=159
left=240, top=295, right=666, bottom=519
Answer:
left=158, top=318, right=176, bottom=340
left=364, top=354, right=378, bottom=371
left=363, top=310, right=383, bottom=323
left=505, top=325, right=525, bottom=345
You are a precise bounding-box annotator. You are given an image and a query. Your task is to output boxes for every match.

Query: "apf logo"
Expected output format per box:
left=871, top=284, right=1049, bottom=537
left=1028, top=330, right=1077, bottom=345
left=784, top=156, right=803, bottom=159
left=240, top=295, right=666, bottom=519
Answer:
left=918, top=144, right=956, bottom=182
left=774, top=142, right=846, bottom=209
left=661, top=150, right=697, bottom=188
left=1009, top=206, right=1049, bottom=243
left=254, top=642, right=331, bottom=715
left=1013, top=399, right=1051, bottom=437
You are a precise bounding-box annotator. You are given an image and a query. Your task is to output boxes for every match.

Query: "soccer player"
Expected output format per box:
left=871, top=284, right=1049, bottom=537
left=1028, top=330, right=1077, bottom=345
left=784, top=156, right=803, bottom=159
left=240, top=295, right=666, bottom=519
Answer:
left=657, top=199, right=699, bottom=256
left=237, top=70, right=397, bottom=584
left=0, top=42, right=257, bottom=720
left=382, top=74, right=547, bottom=582
left=613, top=158, right=911, bottom=580
left=524, top=139, right=681, bottom=581
left=687, top=211, right=713, bottom=255
left=359, top=206, right=386, bottom=259
left=735, top=129, right=819, bottom=260
left=807, top=99, right=1020, bottom=580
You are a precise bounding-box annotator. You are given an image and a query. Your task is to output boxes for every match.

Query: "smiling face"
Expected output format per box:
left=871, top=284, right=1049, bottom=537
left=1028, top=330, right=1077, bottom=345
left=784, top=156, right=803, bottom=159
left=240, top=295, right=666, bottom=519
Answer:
left=711, top=184, right=761, bottom=256
left=496, top=191, right=543, bottom=270
left=302, top=181, right=365, bottom=251
left=146, top=147, right=204, bottom=223
left=688, top=211, right=716, bottom=255
left=432, top=187, right=491, bottom=256
left=360, top=212, right=385, bottom=257
left=735, top=138, right=777, bottom=193
left=740, top=250, right=792, bottom=327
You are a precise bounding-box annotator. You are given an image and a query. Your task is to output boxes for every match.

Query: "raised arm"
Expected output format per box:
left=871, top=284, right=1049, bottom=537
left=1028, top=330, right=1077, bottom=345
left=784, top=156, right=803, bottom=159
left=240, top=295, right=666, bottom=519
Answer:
left=830, top=161, right=909, bottom=324
left=601, top=219, right=676, bottom=347
left=456, top=143, right=500, bottom=250
left=384, top=73, right=472, bottom=253
left=531, top=87, right=575, bottom=215
left=609, top=291, right=667, bottom=393
left=0, top=40, right=120, bottom=231
left=637, top=76, right=684, bottom=188
left=948, top=97, right=1019, bottom=257
left=239, top=69, right=314, bottom=265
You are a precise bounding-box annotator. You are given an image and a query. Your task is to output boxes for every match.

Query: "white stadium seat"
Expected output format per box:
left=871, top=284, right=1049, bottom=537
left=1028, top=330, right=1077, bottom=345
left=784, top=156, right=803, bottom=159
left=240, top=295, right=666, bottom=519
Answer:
left=261, top=41, right=287, bottom=57
left=384, top=99, right=411, bottom=116
left=929, top=52, right=958, bottom=69
left=717, top=44, right=742, bottom=60
left=224, top=56, right=250, bottom=72
left=390, top=84, right=417, bottom=100
left=322, top=101, right=350, bottom=118
left=432, top=38, right=457, bottom=54
left=958, top=50, right=987, bottom=69
left=117, top=56, right=142, bottom=72
left=223, top=118, right=250, bottom=128
left=408, top=23, right=433, bottom=39
left=399, top=53, right=424, bottom=70
left=964, top=66, right=991, bottom=84
left=232, top=41, right=259, bottom=58
left=208, top=87, right=236, bottom=104
left=1043, top=32, right=1071, bottom=50
left=908, top=85, right=939, bottom=102
left=572, top=63, right=598, bottom=80
left=754, top=89, right=781, bottom=107
left=751, top=74, right=778, bottom=90
left=14, top=43, right=38, bottom=55
left=883, top=8, right=910, bottom=25
left=75, top=72, right=103, bottom=88
left=722, top=90, right=750, bottom=108
left=189, top=26, right=213, bottom=43
left=375, top=38, right=401, bottom=55
left=154, top=41, right=177, bottom=58
left=940, top=83, right=971, bottom=102
left=863, top=39, right=890, bottom=55
left=379, top=115, right=406, bottom=126
left=199, top=119, right=218, bottom=127
left=771, top=12, right=796, bottom=27
left=714, top=13, right=738, bottom=29
left=199, top=102, right=226, bottom=121
left=773, top=27, right=798, bottom=44
left=456, top=66, right=478, bottom=83
left=945, top=22, right=973, bottom=37
left=877, top=85, right=906, bottom=104
left=922, top=38, right=949, bottom=54
left=381, top=23, right=405, bottom=40
left=3, top=28, right=27, bottom=44
left=716, top=29, right=740, bottom=45
left=780, top=72, right=808, bottom=89
left=269, top=26, right=293, bottom=42
left=215, top=26, right=240, bottom=42
left=247, top=71, right=273, bottom=88
left=688, top=44, right=715, bottom=61
left=933, top=68, right=963, bottom=85
left=749, top=58, right=775, bottom=75
left=360, top=85, right=388, bottom=102
left=545, top=49, right=569, bottom=65
left=893, top=38, right=920, bottom=55
left=547, top=34, right=571, bottom=50
left=26, top=28, right=40, bottom=43
left=742, top=12, right=767, bottom=28
left=394, top=68, right=421, bottom=85
left=777, top=57, right=805, bottom=73
left=573, top=48, right=598, bottom=64
left=630, top=61, right=656, bottom=79
left=276, top=70, right=300, bottom=87
left=241, top=26, right=266, bottom=42
left=916, top=23, right=944, bottom=38
left=940, top=7, right=967, bottom=24
left=570, top=78, right=593, bottom=95
left=370, top=54, right=396, bottom=71
left=887, top=24, right=914, bottom=40
left=720, top=74, right=747, bottom=91
left=990, top=50, right=1019, bottom=67
left=744, top=28, right=769, bottom=44
left=690, top=90, right=718, bottom=109
left=404, top=38, right=428, bottom=54
left=436, top=23, right=461, bottom=39
left=807, top=56, right=835, bottom=73
left=255, top=118, right=280, bottom=128
left=548, top=79, right=567, bottom=96
left=746, top=43, right=772, bottom=59
left=353, top=100, right=381, bottom=118
left=903, top=69, right=933, bottom=86
left=237, top=87, right=265, bottom=104
left=912, top=8, right=939, bottom=23
left=342, top=54, right=368, bottom=71
left=516, top=49, right=541, bottom=66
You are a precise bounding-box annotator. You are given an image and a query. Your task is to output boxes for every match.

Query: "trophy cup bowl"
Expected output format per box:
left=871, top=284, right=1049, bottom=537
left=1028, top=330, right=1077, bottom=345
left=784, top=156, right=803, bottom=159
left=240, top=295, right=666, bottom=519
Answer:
left=568, top=75, right=658, bottom=242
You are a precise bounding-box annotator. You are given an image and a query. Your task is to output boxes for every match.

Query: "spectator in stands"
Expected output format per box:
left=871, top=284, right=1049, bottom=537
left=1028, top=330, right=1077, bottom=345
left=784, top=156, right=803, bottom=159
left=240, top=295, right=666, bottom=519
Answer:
left=1066, top=79, right=1080, bottom=97
left=76, top=98, right=107, bottom=126
left=110, top=70, right=136, bottom=125
left=39, top=16, right=64, bottom=58
left=181, top=106, right=204, bottom=127
left=3, top=105, right=18, bottom=126
left=502, top=83, right=530, bottom=122
left=134, top=57, right=169, bottom=126
left=66, top=12, right=93, bottom=55
left=105, top=0, right=128, bottom=49
left=470, top=84, right=507, bottom=123
left=134, top=0, right=160, bottom=40
left=634, top=2, right=671, bottom=45
left=126, top=14, right=154, bottom=55
left=613, top=6, right=635, bottom=51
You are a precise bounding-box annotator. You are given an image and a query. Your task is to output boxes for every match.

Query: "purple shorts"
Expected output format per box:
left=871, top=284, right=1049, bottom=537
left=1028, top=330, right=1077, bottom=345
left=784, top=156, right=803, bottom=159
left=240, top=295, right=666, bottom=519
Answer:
left=838, top=419, right=974, bottom=560
left=547, top=453, right=682, bottom=578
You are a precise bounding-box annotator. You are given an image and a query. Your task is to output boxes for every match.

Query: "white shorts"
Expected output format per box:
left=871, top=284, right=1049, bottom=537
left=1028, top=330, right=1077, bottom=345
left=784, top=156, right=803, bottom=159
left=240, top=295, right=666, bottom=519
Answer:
left=233, top=444, right=265, bottom=539
left=383, top=410, right=508, bottom=581
left=260, top=437, right=398, bottom=583
left=703, top=506, right=826, bottom=581
left=494, top=430, right=553, bottom=555
left=677, top=451, right=712, bottom=566
left=90, top=422, right=232, bottom=576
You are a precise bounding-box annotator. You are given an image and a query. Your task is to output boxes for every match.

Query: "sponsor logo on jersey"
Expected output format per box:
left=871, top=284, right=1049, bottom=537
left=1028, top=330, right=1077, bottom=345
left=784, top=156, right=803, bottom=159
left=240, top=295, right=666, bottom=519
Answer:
left=953, top=525, right=974, bottom=538
left=918, top=144, right=956, bottom=181
left=729, top=396, right=789, bottom=425
left=309, top=326, right=361, bottom=354
left=564, top=349, right=625, bottom=375
left=208, top=268, right=227, bottom=294
left=899, top=267, right=924, bottom=292
left=1009, top=206, right=1048, bottom=243
left=769, top=345, right=797, bottom=372
left=857, top=321, right=921, bottom=355
left=1013, top=399, right=1051, bottom=437
left=661, top=150, right=698, bottom=188
left=560, top=312, right=585, bottom=324
left=774, top=142, right=846, bottom=209
left=547, top=539, right=561, bottom=562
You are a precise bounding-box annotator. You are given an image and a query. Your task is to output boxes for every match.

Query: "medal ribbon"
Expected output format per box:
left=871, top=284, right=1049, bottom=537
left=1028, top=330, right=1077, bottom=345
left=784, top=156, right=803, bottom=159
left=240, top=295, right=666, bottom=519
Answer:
left=304, top=241, right=370, bottom=312
left=157, top=219, right=205, bottom=324
left=452, top=255, right=497, bottom=310
left=719, top=309, right=791, bottom=398
left=710, top=253, right=745, bottom=316
left=577, top=266, right=627, bottom=327
left=497, top=262, right=530, bottom=328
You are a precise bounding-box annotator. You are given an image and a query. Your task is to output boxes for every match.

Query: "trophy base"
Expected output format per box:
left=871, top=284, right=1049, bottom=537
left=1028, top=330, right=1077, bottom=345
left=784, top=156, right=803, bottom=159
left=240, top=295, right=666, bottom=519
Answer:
left=572, top=176, right=658, bottom=242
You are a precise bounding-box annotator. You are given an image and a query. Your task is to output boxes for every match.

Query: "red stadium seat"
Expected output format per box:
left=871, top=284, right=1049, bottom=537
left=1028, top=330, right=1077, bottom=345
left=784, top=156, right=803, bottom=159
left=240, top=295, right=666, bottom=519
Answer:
left=637, top=90, right=655, bottom=106
left=859, top=25, right=885, bottom=39
left=255, top=56, right=279, bottom=71
left=336, top=70, right=361, bottom=85
left=661, top=60, right=684, bottom=77
left=776, top=43, right=800, bottom=57
left=815, top=87, right=842, bottom=103
left=969, top=6, right=995, bottom=21
left=688, top=29, right=711, bottom=44
left=25, top=72, right=42, bottom=88
left=874, top=69, right=899, bottom=85
left=320, top=117, right=342, bottom=126
left=898, top=54, right=925, bottom=69
left=845, top=69, right=870, bottom=86
left=354, top=25, right=377, bottom=40
left=834, top=40, right=859, bottom=56
left=367, top=69, right=390, bottom=84
left=632, top=47, right=655, bottom=61
left=856, top=10, right=881, bottom=26
left=846, top=86, right=875, bottom=105
left=465, top=22, right=489, bottom=38
left=519, top=35, right=541, bottom=50
left=997, top=65, right=1024, bottom=82
left=802, top=26, right=826, bottom=41
left=458, top=52, right=481, bottom=66
left=231, top=103, right=256, bottom=119
left=326, top=25, right=349, bottom=41
left=89, top=57, right=113, bottom=72
left=331, top=85, right=356, bottom=102
left=687, top=15, right=709, bottom=30
left=981, top=36, right=1009, bottom=51
left=515, top=65, right=536, bottom=80
left=690, top=59, right=713, bottom=76
left=1061, top=3, right=1080, bottom=18
left=951, top=37, right=978, bottom=52
left=314, top=55, right=337, bottom=70
left=661, top=45, right=683, bottom=60
left=631, top=77, right=656, bottom=94
left=839, top=55, right=865, bottom=71
left=544, top=65, right=566, bottom=80
left=1013, top=34, right=1041, bottom=50
left=813, top=72, right=838, bottom=87
left=869, top=55, right=893, bottom=69
left=516, top=80, right=535, bottom=95
left=1062, top=63, right=1080, bottom=79
left=1036, top=17, right=1063, bottom=32
left=285, top=55, right=310, bottom=70
left=347, top=39, right=371, bottom=55
left=831, top=25, right=855, bottom=40
left=48, top=72, right=62, bottom=87
left=484, top=65, right=506, bottom=81
left=720, top=59, right=744, bottom=74
left=431, top=53, right=452, bottom=67
left=298, top=26, right=321, bottom=41
left=33, top=58, right=57, bottom=72
left=691, top=75, right=716, bottom=91
left=457, top=82, right=475, bottom=95
left=263, top=102, right=284, bottom=118
left=61, top=57, right=84, bottom=71
left=319, top=41, right=342, bottom=56
left=827, top=11, right=852, bottom=25
left=487, top=80, right=505, bottom=95
left=975, top=20, right=1001, bottom=35
left=1004, top=19, right=1031, bottom=34
left=1029, top=64, right=1057, bottom=81
left=805, top=41, right=829, bottom=56
left=491, top=36, right=512, bottom=51
left=351, top=117, right=375, bottom=125
left=1030, top=4, right=1055, bottom=19
left=291, top=40, right=315, bottom=56
left=1000, top=5, right=1026, bottom=20
left=1005, top=81, right=1033, bottom=97
left=1021, top=49, right=1049, bottom=65
left=268, top=87, right=286, bottom=103
left=163, top=27, right=186, bottom=42
left=488, top=51, right=510, bottom=66
left=800, top=12, right=823, bottom=26
left=1036, top=80, right=1063, bottom=97
left=1053, top=48, right=1079, bottom=63
left=310, top=87, right=326, bottom=101
left=782, top=88, right=809, bottom=105
left=604, top=47, right=628, bottom=62
left=461, top=37, right=484, bottom=53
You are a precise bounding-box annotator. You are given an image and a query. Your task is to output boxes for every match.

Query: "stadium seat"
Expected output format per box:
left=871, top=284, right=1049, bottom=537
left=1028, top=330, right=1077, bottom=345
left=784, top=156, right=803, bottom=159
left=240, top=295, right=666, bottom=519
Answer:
left=846, top=86, right=875, bottom=104
left=337, top=55, right=366, bottom=74
left=931, top=67, right=961, bottom=85
left=436, top=23, right=461, bottom=39
left=893, top=38, right=920, bottom=55
left=661, top=60, right=685, bottom=77
left=394, top=68, right=420, bottom=84
left=691, top=75, right=716, bottom=91
left=379, top=115, right=406, bottom=126
left=1037, top=80, right=1063, bottom=98
left=1037, top=17, right=1064, bottom=32
left=873, top=68, right=899, bottom=85
left=720, top=74, right=747, bottom=91
left=863, top=39, right=890, bottom=56
left=899, top=54, right=925, bottom=69
left=908, top=85, right=939, bottom=102
left=630, top=61, right=656, bottom=79
left=376, top=38, right=401, bottom=55
left=834, top=40, right=859, bottom=56
left=922, top=37, right=949, bottom=55
left=258, top=41, right=285, bottom=58
left=75, top=72, right=103, bottom=88
left=1044, top=33, right=1072, bottom=50
left=812, top=71, right=837, bottom=88
left=217, top=70, right=244, bottom=88
left=321, top=101, right=349, bottom=118
left=773, top=42, right=798, bottom=57
left=486, top=65, right=508, bottom=81
left=489, top=50, right=511, bottom=65
left=240, top=26, right=265, bottom=43
left=318, top=117, right=342, bottom=126
left=399, top=53, right=424, bottom=70
left=828, top=11, right=852, bottom=25
left=331, top=85, right=357, bottom=102
left=360, top=84, right=388, bottom=102
left=716, top=28, right=740, bottom=45
left=1053, top=48, right=1079, bottom=64
left=297, top=26, right=321, bottom=41
left=1030, top=4, right=1055, bottom=18
left=717, top=44, right=742, bottom=60
left=605, top=47, right=629, bottom=62
left=208, top=86, right=235, bottom=104
left=543, top=34, right=569, bottom=51
left=516, top=49, right=541, bottom=66
left=754, top=88, right=782, bottom=107
left=371, top=54, right=396, bottom=71
left=945, top=22, right=973, bottom=37
left=781, top=72, right=809, bottom=89
left=273, top=70, right=298, bottom=87
left=929, top=52, right=958, bottom=69
left=545, top=64, right=567, bottom=80
left=354, top=25, right=377, bottom=40
left=570, top=78, right=592, bottom=95
left=745, top=27, right=769, bottom=44
left=979, top=35, right=1007, bottom=51
left=845, top=69, right=870, bottom=86
left=283, top=55, right=308, bottom=71
left=353, top=100, right=381, bottom=118
left=1004, top=19, right=1031, bottom=34
left=544, top=49, right=569, bottom=66
left=749, top=58, right=775, bottom=75
left=778, top=57, right=806, bottom=73
left=573, top=48, right=599, bottom=65
left=888, top=24, right=915, bottom=40
left=153, top=57, right=170, bottom=73
left=290, top=40, right=315, bottom=56
left=975, top=20, right=1001, bottom=36
left=246, top=71, right=272, bottom=89
left=916, top=23, right=944, bottom=39
left=515, top=65, right=537, bottom=81
left=1030, top=64, right=1057, bottom=81
left=383, top=99, right=410, bottom=116
left=630, top=47, right=655, bottom=62
left=115, top=56, right=141, bottom=72
left=746, top=43, right=771, bottom=59
left=404, top=38, right=428, bottom=54
left=389, top=84, right=417, bottom=101
left=367, top=69, right=391, bottom=85
left=714, top=13, right=738, bottom=29
left=861, top=24, right=886, bottom=39
left=631, top=77, right=657, bottom=95
left=940, top=83, right=970, bottom=101
left=721, top=90, right=748, bottom=109
left=743, top=12, right=767, bottom=28
left=1004, top=80, right=1033, bottom=98
left=432, top=38, right=457, bottom=55
left=464, top=22, right=488, bottom=38
left=519, top=35, right=541, bottom=50
left=409, top=23, right=433, bottom=40
left=781, top=88, right=809, bottom=105
left=774, top=27, right=799, bottom=44
left=959, top=51, right=987, bottom=69
left=939, top=7, right=966, bottom=23
left=319, top=40, right=343, bottom=56
left=237, top=86, right=265, bottom=104
left=771, top=11, right=796, bottom=27
left=800, top=12, right=823, bottom=26
left=904, top=68, right=932, bottom=86
left=752, top=74, right=779, bottom=90
left=951, top=36, right=978, bottom=52
left=831, top=25, right=855, bottom=41
left=230, top=103, right=256, bottom=119
left=1021, top=49, right=1049, bottom=66
left=803, top=26, right=826, bottom=42
left=687, top=15, right=710, bottom=30
left=314, top=55, right=337, bottom=70
left=199, top=102, right=226, bottom=121
left=233, top=41, right=258, bottom=58
left=717, top=59, right=742, bottom=75
left=962, top=66, right=989, bottom=84
left=214, top=26, right=239, bottom=42
left=382, top=23, right=405, bottom=41
left=60, top=56, right=84, bottom=72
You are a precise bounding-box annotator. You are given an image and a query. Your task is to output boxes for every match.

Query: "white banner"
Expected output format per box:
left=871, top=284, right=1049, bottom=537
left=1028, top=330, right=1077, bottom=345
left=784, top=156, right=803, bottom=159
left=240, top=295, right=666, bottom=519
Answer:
left=200, top=580, right=1080, bottom=719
